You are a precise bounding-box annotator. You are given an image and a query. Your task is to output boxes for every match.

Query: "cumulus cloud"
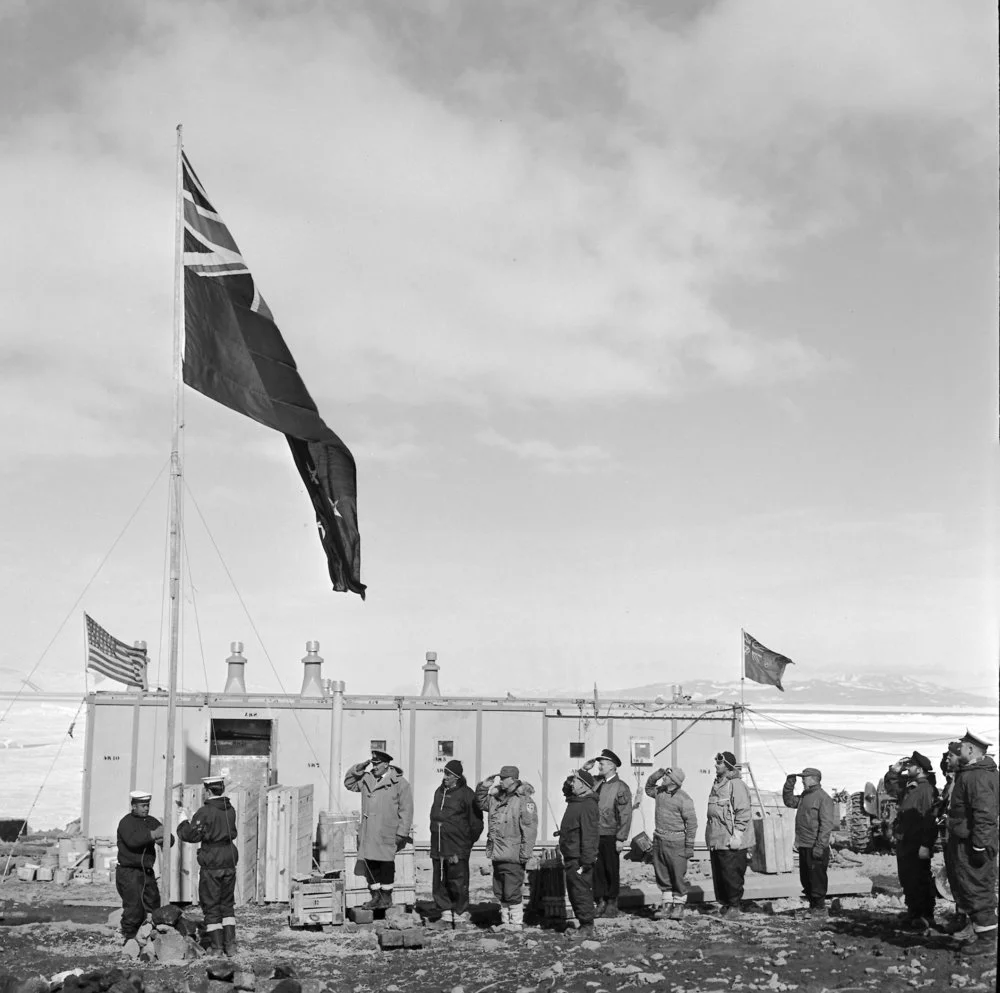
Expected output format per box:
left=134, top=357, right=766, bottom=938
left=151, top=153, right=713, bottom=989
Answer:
left=476, top=427, right=610, bottom=473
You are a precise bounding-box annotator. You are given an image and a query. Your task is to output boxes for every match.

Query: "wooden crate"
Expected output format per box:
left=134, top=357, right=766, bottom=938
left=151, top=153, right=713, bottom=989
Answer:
left=289, top=878, right=346, bottom=927
left=749, top=790, right=795, bottom=874
left=231, top=787, right=262, bottom=907
left=261, top=785, right=314, bottom=902
left=167, top=785, right=202, bottom=903
left=342, top=829, right=416, bottom=908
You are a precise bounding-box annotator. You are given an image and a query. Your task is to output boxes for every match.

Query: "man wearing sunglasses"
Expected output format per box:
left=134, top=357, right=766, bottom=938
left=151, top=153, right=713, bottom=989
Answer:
left=705, top=751, right=752, bottom=919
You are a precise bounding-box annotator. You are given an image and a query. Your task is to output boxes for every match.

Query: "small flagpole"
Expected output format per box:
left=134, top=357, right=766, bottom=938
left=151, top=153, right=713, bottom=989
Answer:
left=161, top=124, right=185, bottom=898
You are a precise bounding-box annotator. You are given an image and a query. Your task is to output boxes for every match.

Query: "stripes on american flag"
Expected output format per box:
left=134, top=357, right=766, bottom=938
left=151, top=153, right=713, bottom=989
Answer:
left=85, top=614, right=147, bottom=689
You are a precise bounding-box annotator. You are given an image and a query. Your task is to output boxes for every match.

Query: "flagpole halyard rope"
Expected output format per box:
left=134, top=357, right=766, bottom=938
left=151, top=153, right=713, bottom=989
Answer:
left=0, top=460, right=169, bottom=728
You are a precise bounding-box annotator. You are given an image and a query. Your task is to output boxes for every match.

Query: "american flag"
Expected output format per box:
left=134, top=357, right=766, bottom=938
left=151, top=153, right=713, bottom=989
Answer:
left=85, top=614, right=147, bottom=689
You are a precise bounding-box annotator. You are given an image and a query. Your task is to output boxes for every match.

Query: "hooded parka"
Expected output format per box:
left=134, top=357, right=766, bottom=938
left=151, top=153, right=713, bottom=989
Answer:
left=475, top=779, right=539, bottom=864
left=429, top=774, right=484, bottom=859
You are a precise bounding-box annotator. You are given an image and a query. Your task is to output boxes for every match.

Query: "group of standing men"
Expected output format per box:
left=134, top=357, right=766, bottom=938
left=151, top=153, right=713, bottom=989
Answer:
left=878, top=729, right=998, bottom=957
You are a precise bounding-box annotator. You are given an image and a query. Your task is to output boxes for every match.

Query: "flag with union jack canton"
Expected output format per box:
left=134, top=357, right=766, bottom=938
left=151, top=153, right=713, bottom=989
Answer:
left=180, top=152, right=365, bottom=598
left=743, top=630, right=794, bottom=691
left=85, top=614, right=147, bottom=689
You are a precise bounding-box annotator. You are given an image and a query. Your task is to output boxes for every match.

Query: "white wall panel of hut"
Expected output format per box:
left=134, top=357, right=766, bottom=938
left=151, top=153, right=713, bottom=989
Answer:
left=81, top=653, right=741, bottom=855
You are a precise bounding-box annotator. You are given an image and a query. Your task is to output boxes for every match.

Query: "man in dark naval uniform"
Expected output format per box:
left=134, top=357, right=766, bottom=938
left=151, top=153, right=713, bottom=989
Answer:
left=115, top=788, right=174, bottom=945
left=177, top=774, right=239, bottom=956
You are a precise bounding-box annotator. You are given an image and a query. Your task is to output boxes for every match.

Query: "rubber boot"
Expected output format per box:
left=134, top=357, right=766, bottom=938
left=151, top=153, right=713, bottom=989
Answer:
left=380, top=888, right=394, bottom=910
left=653, top=894, right=673, bottom=921
left=223, top=924, right=238, bottom=957
left=960, top=927, right=998, bottom=957
left=594, top=898, right=607, bottom=917
left=361, top=887, right=381, bottom=910
left=601, top=898, right=619, bottom=919
left=208, top=928, right=225, bottom=955
left=670, top=900, right=687, bottom=921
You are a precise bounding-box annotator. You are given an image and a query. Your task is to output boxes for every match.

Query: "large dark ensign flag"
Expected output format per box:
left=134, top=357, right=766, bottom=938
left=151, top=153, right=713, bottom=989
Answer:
left=743, top=630, right=793, bottom=691
left=181, top=153, right=365, bottom=598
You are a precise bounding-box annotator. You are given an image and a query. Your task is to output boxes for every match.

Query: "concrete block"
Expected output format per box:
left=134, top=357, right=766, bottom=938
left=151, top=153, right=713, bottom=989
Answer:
left=348, top=908, right=374, bottom=924
left=401, top=929, right=423, bottom=948
left=378, top=930, right=405, bottom=950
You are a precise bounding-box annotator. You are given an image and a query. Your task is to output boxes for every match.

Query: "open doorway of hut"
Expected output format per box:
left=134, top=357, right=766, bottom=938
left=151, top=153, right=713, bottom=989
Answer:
left=209, top=718, right=275, bottom=792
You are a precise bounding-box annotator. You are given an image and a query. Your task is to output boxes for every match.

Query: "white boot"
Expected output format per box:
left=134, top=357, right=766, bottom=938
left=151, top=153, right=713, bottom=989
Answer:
left=492, top=903, right=509, bottom=932
left=653, top=891, right=673, bottom=920
left=507, top=902, right=524, bottom=932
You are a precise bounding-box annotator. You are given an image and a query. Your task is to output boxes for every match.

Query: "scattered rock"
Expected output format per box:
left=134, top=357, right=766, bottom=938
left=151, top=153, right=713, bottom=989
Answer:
left=151, top=904, right=182, bottom=927
left=152, top=929, right=192, bottom=964
left=580, top=940, right=602, bottom=951
left=479, top=938, right=501, bottom=952
left=106, top=909, right=123, bottom=929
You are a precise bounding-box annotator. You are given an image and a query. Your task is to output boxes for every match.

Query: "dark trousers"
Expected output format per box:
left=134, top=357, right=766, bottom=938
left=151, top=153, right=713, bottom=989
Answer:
left=710, top=849, right=748, bottom=908
left=651, top=837, right=690, bottom=897
left=432, top=856, right=471, bottom=914
left=199, top=867, right=236, bottom=927
left=564, top=863, right=596, bottom=925
left=948, top=838, right=998, bottom=929
left=116, top=865, right=161, bottom=938
left=492, top=861, right=525, bottom=904
left=896, top=850, right=935, bottom=919
left=594, top=836, right=621, bottom=902
left=357, top=858, right=396, bottom=887
left=798, top=847, right=830, bottom=908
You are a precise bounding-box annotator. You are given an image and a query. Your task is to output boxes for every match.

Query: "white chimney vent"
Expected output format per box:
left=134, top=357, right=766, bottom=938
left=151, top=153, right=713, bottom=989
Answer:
left=224, top=642, right=247, bottom=695
left=421, top=651, right=441, bottom=697
left=300, top=641, right=325, bottom=698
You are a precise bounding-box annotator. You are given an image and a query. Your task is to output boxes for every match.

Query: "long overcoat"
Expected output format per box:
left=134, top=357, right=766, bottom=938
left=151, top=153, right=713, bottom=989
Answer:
left=344, top=764, right=415, bottom=862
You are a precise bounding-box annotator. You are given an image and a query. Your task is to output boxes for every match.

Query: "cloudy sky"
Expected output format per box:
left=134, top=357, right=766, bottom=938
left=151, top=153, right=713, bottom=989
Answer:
left=2, top=0, right=997, bottom=702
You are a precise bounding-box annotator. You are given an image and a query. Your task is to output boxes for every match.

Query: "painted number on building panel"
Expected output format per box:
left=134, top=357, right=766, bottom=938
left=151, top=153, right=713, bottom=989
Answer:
left=103, top=755, right=120, bottom=761
left=244, top=712, right=258, bottom=717
left=308, top=762, right=320, bottom=768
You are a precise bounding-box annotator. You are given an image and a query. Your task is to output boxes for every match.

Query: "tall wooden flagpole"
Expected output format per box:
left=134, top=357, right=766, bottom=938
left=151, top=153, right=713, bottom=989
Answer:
left=161, top=124, right=185, bottom=896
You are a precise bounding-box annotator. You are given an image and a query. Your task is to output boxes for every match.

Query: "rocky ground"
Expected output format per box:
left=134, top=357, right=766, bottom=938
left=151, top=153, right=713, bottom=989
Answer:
left=0, top=853, right=996, bottom=993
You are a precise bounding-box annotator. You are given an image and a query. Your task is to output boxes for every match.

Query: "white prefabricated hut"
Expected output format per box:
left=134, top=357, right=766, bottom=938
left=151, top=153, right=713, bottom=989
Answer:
left=82, top=646, right=742, bottom=855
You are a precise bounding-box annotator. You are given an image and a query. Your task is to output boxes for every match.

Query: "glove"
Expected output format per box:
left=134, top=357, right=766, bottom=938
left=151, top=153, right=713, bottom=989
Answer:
left=354, top=760, right=370, bottom=773
left=654, top=768, right=667, bottom=779
left=150, top=825, right=164, bottom=841
left=395, top=836, right=408, bottom=852
left=176, top=809, right=190, bottom=824
left=917, top=846, right=931, bottom=860
left=615, top=841, right=626, bottom=853
left=970, top=847, right=988, bottom=868
left=447, top=854, right=460, bottom=865
left=812, top=845, right=825, bottom=859
left=727, top=837, right=742, bottom=850
left=785, top=774, right=797, bottom=783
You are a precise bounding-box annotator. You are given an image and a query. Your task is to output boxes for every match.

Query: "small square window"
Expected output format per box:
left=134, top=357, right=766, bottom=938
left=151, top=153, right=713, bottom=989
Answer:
left=370, top=739, right=387, bottom=752
left=437, top=740, right=454, bottom=758
left=569, top=742, right=585, bottom=758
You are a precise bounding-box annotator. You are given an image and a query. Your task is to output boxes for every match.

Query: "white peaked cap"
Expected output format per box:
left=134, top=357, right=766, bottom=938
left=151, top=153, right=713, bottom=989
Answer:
left=130, top=790, right=152, bottom=801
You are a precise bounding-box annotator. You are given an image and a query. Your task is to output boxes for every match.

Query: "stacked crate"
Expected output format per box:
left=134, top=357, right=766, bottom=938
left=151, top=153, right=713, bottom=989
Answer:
left=528, top=856, right=572, bottom=921
left=288, top=876, right=346, bottom=927
left=749, top=790, right=796, bottom=874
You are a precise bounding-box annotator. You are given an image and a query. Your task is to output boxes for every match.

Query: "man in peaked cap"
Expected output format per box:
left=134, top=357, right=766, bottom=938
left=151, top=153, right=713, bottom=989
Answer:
left=476, top=765, right=538, bottom=931
left=885, top=752, right=939, bottom=929
left=946, top=730, right=999, bottom=956
left=115, top=789, right=174, bottom=945
left=645, top=766, right=698, bottom=920
left=345, top=748, right=414, bottom=913
left=783, top=768, right=836, bottom=919
left=585, top=748, right=633, bottom=917
left=935, top=742, right=967, bottom=931
left=427, top=758, right=483, bottom=930
left=177, top=774, right=239, bottom=956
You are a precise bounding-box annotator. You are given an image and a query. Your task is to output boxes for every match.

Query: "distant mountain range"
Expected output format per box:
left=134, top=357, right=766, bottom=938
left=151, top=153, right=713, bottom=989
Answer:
left=603, top=674, right=998, bottom=709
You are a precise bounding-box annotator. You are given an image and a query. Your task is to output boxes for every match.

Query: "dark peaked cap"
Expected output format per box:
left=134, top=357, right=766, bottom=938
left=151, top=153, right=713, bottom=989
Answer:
left=907, top=751, right=932, bottom=773
left=595, top=748, right=622, bottom=767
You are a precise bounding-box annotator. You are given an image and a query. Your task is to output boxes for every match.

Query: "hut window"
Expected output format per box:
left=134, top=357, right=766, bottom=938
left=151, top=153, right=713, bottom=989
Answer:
left=370, top=739, right=387, bottom=752
left=569, top=742, right=585, bottom=758
left=437, top=740, right=454, bottom=758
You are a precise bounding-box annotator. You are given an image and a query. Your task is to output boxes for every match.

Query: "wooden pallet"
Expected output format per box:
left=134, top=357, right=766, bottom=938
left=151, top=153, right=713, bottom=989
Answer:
left=288, top=877, right=346, bottom=927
